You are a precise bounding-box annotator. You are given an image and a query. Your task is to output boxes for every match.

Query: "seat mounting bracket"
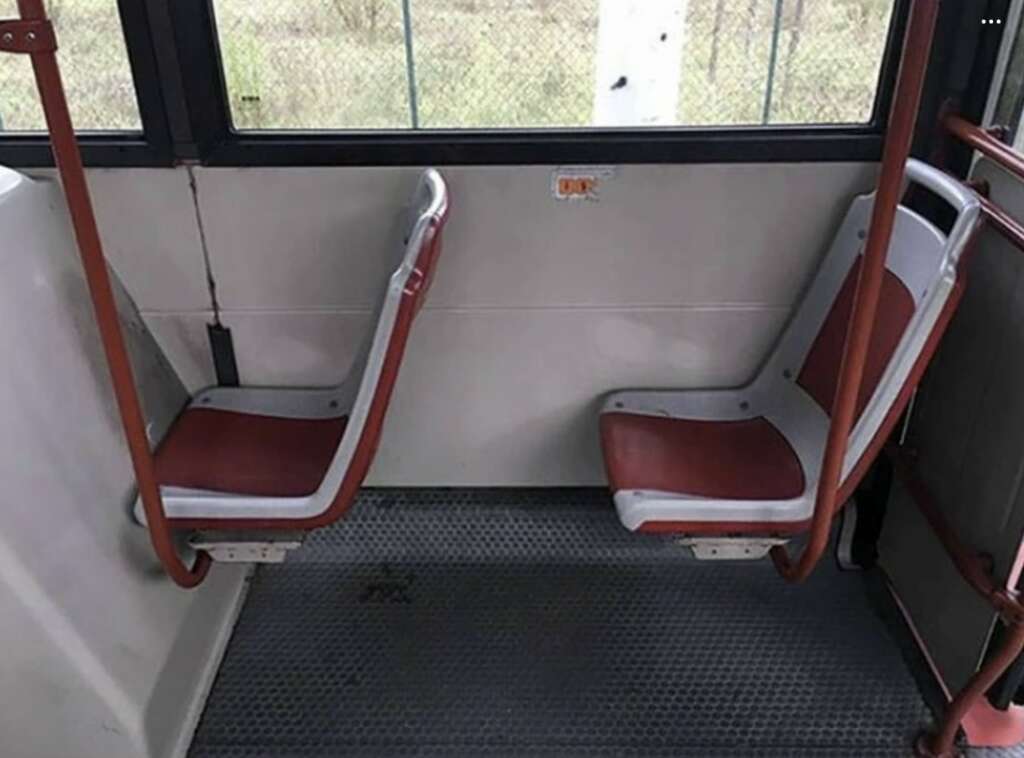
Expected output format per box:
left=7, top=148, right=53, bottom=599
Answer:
left=188, top=530, right=306, bottom=564
left=677, top=537, right=789, bottom=561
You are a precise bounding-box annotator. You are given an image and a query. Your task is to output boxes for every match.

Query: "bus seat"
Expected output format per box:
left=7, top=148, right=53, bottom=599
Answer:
left=135, top=168, right=449, bottom=530
left=599, top=159, right=982, bottom=547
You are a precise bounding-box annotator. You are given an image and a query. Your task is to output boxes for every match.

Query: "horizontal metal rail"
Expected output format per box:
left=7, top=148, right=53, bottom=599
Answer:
left=960, top=176, right=1024, bottom=251
left=945, top=113, right=1024, bottom=183
left=980, top=193, right=1024, bottom=251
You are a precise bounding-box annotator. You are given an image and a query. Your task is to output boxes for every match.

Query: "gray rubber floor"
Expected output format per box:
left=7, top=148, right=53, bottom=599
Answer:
left=188, top=489, right=1022, bottom=758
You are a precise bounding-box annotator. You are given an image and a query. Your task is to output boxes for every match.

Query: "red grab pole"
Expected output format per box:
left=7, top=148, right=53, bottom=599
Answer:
left=770, top=0, right=940, bottom=583
left=5, top=0, right=210, bottom=588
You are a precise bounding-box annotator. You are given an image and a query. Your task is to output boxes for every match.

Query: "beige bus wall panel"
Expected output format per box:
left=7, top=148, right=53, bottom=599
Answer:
left=76, top=162, right=879, bottom=486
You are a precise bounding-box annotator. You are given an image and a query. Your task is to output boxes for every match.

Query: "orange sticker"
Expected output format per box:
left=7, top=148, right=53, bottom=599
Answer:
left=552, top=168, right=614, bottom=201
left=558, top=177, right=596, bottom=197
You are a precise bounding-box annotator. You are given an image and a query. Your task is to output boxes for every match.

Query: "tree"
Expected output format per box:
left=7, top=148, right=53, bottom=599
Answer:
left=331, top=0, right=386, bottom=41
left=708, top=0, right=727, bottom=82
left=744, top=0, right=759, bottom=57
left=780, top=0, right=805, bottom=108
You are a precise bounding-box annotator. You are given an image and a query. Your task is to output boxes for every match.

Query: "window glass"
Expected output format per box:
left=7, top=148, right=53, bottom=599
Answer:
left=214, top=0, right=895, bottom=131
left=0, top=0, right=141, bottom=132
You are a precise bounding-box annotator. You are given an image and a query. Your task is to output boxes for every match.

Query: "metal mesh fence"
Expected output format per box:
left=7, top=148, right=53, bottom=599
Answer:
left=0, top=0, right=140, bottom=132
left=681, top=0, right=894, bottom=126
left=0, top=0, right=893, bottom=133
left=215, top=0, right=895, bottom=131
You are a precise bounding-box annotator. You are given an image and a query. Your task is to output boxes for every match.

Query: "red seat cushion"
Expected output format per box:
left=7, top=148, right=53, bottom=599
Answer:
left=600, top=413, right=805, bottom=501
left=798, top=257, right=915, bottom=420
left=154, top=408, right=347, bottom=497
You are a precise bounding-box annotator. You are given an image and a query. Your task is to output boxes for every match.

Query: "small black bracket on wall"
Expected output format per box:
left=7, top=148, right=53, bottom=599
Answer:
left=207, top=321, right=239, bottom=387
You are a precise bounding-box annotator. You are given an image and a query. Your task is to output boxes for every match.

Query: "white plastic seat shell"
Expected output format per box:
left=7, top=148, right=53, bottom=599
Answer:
left=601, top=159, right=982, bottom=533
left=135, top=169, right=449, bottom=523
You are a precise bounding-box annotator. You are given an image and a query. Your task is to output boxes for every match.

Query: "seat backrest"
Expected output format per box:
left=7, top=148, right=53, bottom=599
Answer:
left=759, top=159, right=980, bottom=466
left=333, top=169, right=450, bottom=407
left=306, top=169, right=450, bottom=524
left=795, top=221, right=924, bottom=422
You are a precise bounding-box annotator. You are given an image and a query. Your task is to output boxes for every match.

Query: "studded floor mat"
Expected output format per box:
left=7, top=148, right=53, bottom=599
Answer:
left=188, top=489, right=1021, bottom=758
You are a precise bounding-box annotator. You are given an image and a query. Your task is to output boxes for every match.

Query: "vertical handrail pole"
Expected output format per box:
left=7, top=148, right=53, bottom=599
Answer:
left=401, top=0, right=420, bottom=129
left=10, top=0, right=210, bottom=588
left=762, top=0, right=784, bottom=124
left=770, top=0, right=939, bottom=583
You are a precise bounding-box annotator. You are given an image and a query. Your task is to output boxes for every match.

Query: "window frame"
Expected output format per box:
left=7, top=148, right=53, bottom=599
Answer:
left=0, top=0, right=1010, bottom=168
left=0, top=0, right=175, bottom=167
left=175, top=0, right=912, bottom=166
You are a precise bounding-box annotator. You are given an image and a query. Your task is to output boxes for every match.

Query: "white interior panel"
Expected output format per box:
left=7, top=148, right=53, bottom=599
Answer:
left=369, top=305, right=790, bottom=485
left=33, top=168, right=211, bottom=313
left=142, top=312, right=217, bottom=393
left=0, top=170, right=247, bottom=758
left=196, top=163, right=877, bottom=310
left=196, top=168, right=419, bottom=310
left=225, top=310, right=375, bottom=388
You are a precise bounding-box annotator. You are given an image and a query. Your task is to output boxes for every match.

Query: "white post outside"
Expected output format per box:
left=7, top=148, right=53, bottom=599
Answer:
left=592, top=0, right=689, bottom=127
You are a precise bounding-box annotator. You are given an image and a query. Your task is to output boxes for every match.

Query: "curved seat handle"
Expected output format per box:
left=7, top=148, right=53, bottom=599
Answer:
left=904, top=158, right=980, bottom=219
left=904, top=158, right=982, bottom=265
left=7, top=0, right=210, bottom=588
left=771, top=0, right=940, bottom=583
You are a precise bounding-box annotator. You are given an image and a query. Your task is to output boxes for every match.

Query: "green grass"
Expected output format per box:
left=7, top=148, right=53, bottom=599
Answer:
left=0, top=0, right=141, bottom=131
left=0, top=0, right=893, bottom=134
